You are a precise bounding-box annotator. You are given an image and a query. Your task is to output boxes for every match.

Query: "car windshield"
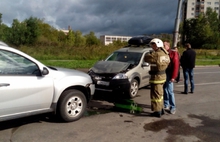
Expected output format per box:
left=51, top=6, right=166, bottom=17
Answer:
left=0, top=49, right=39, bottom=75
left=105, top=52, right=142, bottom=65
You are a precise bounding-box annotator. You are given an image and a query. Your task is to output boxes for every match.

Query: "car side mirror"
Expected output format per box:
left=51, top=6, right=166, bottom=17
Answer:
left=42, top=67, right=49, bottom=75
left=142, top=62, right=150, bottom=67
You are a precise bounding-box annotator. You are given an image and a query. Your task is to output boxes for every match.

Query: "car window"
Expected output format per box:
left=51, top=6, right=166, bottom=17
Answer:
left=0, top=49, right=40, bottom=75
left=106, top=52, right=142, bottom=65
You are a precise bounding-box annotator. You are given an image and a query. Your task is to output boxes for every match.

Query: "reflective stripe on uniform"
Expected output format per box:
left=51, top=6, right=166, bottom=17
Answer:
left=149, top=80, right=166, bottom=84
left=151, top=96, right=163, bottom=102
left=151, top=64, right=157, bottom=67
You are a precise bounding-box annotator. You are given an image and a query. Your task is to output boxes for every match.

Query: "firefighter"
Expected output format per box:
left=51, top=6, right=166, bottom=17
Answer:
left=144, top=38, right=170, bottom=117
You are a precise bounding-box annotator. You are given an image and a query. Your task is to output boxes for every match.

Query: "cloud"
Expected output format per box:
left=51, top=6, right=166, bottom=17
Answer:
left=0, top=0, right=179, bottom=37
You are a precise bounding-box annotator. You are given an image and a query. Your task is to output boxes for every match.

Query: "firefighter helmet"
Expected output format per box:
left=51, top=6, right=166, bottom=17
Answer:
left=150, top=38, right=163, bottom=48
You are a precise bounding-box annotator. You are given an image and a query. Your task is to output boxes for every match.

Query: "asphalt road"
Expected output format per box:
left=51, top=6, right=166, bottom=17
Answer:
left=0, top=66, right=220, bottom=142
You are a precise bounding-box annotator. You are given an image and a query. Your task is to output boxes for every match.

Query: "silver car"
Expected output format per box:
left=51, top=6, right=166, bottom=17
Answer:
left=0, top=43, right=95, bottom=122
left=88, top=46, right=151, bottom=99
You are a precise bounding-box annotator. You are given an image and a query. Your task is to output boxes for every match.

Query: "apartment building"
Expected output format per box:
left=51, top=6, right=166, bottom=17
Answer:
left=100, top=35, right=132, bottom=45
left=184, top=0, right=220, bottom=19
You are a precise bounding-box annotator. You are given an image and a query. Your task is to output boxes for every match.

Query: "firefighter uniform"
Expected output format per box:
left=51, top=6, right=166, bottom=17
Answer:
left=144, top=39, right=170, bottom=117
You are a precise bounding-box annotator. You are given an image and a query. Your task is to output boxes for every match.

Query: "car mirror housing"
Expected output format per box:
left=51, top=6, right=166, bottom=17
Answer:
left=42, top=67, right=49, bottom=75
left=142, top=62, right=150, bottom=67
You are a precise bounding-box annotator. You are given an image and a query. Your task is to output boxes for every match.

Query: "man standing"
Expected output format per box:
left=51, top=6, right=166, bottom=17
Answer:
left=144, top=38, right=170, bottom=117
left=163, top=42, right=179, bottom=114
left=180, top=43, right=196, bottom=94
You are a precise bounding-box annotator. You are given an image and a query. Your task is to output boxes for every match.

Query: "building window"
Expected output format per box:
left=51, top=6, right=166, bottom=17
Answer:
left=215, top=7, right=219, bottom=10
left=192, top=8, right=194, bottom=10
left=191, top=13, right=194, bottom=16
left=192, top=2, right=195, bottom=5
left=106, top=37, right=111, bottom=42
left=215, top=2, right=219, bottom=5
left=207, top=2, right=211, bottom=5
left=112, top=37, right=116, bottom=41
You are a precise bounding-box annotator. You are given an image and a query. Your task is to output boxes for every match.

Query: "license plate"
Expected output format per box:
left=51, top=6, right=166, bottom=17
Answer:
left=97, top=81, right=109, bottom=86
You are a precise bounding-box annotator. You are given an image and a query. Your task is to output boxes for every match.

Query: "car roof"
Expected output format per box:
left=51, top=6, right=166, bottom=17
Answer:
left=115, top=45, right=152, bottom=53
left=0, top=41, right=8, bottom=46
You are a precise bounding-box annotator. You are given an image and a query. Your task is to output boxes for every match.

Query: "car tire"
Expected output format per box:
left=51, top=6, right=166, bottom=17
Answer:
left=57, top=89, right=87, bottom=122
left=128, top=79, right=139, bottom=98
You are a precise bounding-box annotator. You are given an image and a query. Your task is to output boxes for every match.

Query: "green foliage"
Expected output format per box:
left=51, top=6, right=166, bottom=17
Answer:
left=9, top=19, right=27, bottom=46
left=24, top=17, right=41, bottom=45
left=84, top=31, right=100, bottom=46
left=181, top=7, right=220, bottom=49
left=40, top=60, right=97, bottom=69
left=0, top=13, right=2, bottom=24
left=0, top=13, right=104, bottom=48
left=112, top=40, right=128, bottom=47
left=74, top=30, right=86, bottom=47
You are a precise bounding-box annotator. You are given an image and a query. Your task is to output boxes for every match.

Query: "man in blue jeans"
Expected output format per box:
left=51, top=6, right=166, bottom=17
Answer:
left=180, top=43, right=196, bottom=94
left=163, top=41, right=179, bottom=114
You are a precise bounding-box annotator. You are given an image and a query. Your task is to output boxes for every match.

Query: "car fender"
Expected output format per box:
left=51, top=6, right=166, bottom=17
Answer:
left=128, top=72, right=141, bottom=83
left=51, top=75, right=93, bottom=103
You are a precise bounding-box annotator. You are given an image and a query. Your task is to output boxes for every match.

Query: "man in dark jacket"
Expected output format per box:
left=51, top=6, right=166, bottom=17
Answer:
left=180, top=43, right=196, bottom=94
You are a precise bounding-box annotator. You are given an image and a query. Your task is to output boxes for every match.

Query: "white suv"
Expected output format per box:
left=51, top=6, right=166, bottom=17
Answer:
left=0, top=42, right=95, bottom=122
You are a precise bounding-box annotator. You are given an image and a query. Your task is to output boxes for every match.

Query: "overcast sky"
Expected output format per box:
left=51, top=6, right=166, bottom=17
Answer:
left=0, top=0, right=179, bottom=37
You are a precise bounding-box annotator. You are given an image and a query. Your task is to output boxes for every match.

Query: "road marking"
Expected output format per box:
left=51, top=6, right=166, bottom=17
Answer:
left=194, top=72, right=219, bottom=74
left=176, top=82, right=220, bottom=87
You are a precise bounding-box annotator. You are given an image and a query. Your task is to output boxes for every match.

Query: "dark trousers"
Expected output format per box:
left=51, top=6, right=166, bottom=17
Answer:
left=182, top=68, right=194, bottom=93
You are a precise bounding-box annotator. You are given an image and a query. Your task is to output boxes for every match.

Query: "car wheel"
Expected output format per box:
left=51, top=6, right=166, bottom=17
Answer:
left=129, top=79, right=139, bottom=98
left=58, top=89, right=87, bottom=122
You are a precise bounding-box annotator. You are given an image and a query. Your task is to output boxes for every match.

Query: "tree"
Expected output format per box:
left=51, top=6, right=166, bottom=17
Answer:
left=8, top=19, right=27, bottom=46
left=183, top=13, right=213, bottom=48
left=74, top=30, right=86, bottom=47
left=24, top=17, right=41, bottom=45
left=0, top=13, right=10, bottom=42
left=37, top=20, right=61, bottom=46
left=0, top=13, right=2, bottom=25
left=84, top=31, right=100, bottom=46
left=66, top=30, right=75, bottom=47
left=0, top=13, right=4, bottom=40
left=205, top=7, right=219, bottom=32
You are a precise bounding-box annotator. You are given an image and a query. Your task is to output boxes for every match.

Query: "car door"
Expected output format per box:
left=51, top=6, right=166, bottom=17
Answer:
left=0, top=49, right=54, bottom=117
left=138, top=52, right=151, bottom=87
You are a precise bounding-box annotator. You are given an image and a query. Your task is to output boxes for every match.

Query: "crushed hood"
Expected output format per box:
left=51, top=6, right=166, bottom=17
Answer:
left=91, top=61, right=130, bottom=73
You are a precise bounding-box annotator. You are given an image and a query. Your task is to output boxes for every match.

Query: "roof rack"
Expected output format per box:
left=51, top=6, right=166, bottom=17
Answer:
left=124, top=44, right=150, bottom=48
left=128, top=36, right=152, bottom=46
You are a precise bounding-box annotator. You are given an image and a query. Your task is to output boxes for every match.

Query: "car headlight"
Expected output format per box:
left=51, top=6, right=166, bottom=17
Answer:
left=113, top=73, right=128, bottom=79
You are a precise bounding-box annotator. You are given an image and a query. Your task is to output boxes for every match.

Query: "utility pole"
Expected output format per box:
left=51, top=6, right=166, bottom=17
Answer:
left=172, top=0, right=184, bottom=48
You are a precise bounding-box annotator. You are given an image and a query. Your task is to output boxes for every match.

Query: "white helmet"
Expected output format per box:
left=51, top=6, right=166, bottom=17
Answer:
left=150, top=38, right=163, bottom=48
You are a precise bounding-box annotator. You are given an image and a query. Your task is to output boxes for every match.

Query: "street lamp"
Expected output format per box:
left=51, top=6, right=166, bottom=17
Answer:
left=172, top=0, right=184, bottom=48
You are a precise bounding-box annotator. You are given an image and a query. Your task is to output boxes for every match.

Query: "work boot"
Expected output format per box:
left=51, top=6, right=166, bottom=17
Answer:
left=161, top=109, right=165, bottom=115
left=151, top=111, right=162, bottom=118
